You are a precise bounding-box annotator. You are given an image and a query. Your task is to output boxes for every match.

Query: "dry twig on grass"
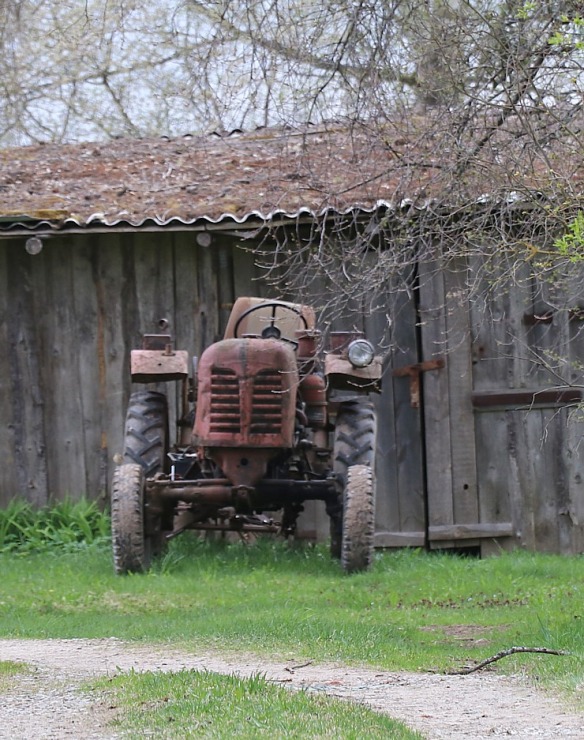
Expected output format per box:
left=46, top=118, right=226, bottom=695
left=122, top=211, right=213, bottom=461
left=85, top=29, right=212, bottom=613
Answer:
left=449, top=646, right=571, bottom=675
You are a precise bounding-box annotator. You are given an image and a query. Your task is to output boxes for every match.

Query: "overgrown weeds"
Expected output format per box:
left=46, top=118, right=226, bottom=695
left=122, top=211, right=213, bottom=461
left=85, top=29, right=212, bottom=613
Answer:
left=0, top=499, right=109, bottom=553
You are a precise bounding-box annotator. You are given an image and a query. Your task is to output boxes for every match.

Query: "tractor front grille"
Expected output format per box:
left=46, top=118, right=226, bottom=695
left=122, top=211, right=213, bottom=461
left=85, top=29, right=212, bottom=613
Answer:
left=209, top=367, right=241, bottom=434
left=250, top=370, right=283, bottom=435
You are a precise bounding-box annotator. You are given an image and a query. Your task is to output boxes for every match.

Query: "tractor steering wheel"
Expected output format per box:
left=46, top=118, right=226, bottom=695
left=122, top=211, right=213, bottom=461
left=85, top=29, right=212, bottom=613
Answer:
left=232, top=301, right=309, bottom=349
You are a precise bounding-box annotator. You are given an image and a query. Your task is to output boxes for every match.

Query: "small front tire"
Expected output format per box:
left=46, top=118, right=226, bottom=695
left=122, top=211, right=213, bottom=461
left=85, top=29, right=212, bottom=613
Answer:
left=330, top=400, right=377, bottom=560
left=111, top=463, right=152, bottom=575
left=341, top=464, right=375, bottom=574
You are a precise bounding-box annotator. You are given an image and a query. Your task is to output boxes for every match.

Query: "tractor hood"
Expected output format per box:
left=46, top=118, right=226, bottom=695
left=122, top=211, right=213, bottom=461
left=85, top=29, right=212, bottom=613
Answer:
left=192, top=337, right=299, bottom=448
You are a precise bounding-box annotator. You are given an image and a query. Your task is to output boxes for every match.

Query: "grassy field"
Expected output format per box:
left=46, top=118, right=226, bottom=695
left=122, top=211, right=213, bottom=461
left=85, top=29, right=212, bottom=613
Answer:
left=0, top=534, right=582, bottom=687
left=1, top=503, right=583, bottom=735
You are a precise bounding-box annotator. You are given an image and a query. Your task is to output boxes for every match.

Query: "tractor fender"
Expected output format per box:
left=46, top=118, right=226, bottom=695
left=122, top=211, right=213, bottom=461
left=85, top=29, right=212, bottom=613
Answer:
left=324, top=354, right=382, bottom=392
left=131, top=349, right=189, bottom=383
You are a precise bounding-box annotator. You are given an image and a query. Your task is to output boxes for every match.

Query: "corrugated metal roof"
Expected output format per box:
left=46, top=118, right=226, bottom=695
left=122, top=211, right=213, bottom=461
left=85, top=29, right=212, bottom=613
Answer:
left=1, top=121, right=577, bottom=235
left=0, top=124, right=438, bottom=233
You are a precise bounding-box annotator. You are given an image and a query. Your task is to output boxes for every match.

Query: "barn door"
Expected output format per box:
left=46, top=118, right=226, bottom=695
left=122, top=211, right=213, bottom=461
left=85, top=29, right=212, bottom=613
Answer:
left=367, top=279, right=428, bottom=549
left=417, top=260, right=515, bottom=555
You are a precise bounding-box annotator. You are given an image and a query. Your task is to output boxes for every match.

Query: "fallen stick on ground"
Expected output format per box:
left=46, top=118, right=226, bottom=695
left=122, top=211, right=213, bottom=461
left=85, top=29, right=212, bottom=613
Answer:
left=285, top=660, right=314, bottom=673
left=448, top=646, right=570, bottom=675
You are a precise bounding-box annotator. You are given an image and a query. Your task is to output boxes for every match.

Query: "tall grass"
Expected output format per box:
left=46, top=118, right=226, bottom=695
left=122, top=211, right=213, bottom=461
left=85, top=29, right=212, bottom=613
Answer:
left=0, top=499, right=109, bottom=553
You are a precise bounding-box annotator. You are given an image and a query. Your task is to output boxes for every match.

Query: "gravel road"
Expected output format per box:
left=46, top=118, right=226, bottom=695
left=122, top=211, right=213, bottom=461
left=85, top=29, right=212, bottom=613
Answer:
left=1, top=638, right=583, bottom=739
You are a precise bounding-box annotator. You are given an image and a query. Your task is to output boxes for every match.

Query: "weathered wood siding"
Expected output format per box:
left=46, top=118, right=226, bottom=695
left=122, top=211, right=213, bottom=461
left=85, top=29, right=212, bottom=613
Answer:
left=420, top=258, right=584, bottom=555
left=3, top=231, right=584, bottom=555
left=0, top=232, right=265, bottom=506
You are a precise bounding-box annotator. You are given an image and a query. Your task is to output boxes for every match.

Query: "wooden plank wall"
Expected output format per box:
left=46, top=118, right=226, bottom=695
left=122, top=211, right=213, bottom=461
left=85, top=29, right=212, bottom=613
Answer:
left=0, top=231, right=406, bottom=550
left=470, top=265, right=584, bottom=554
left=0, top=232, right=259, bottom=507
left=5, top=229, right=584, bottom=555
left=422, top=256, right=584, bottom=555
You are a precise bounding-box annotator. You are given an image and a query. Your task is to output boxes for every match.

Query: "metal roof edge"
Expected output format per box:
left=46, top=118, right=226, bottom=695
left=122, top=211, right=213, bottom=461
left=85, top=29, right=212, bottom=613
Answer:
left=0, top=200, right=414, bottom=237
left=0, top=193, right=535, bottom=239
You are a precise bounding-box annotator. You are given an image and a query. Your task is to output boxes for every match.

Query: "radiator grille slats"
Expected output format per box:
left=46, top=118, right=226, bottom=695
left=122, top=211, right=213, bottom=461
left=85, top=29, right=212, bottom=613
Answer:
left=210, top=368, right=241, bottom=434
left=250, top=370, right=283, bottom=434
left=209, top=367, right=284, bottom=437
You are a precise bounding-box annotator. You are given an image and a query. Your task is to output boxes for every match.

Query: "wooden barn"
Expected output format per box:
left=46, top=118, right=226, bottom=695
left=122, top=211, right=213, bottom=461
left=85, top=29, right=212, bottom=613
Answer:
left=1, top=125, right=583, bottom=555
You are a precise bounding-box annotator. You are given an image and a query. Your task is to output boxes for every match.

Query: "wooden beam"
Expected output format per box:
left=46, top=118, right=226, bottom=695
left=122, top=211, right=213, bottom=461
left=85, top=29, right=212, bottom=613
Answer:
left=472, top=389, right=581, bottom=409
left=374, top=531, right=426, bottom=548
left=428, top=522, right=515, bottom=540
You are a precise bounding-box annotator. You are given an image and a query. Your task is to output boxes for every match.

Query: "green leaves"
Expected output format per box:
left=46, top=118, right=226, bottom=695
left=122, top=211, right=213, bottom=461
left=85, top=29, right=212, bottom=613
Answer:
left=0, top=499, right=109, bottom=554
left=554, top=211, right=584, bottom=262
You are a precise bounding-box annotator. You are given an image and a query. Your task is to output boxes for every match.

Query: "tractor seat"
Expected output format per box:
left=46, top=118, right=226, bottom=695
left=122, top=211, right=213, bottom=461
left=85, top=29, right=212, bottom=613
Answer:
left=223, top=297, right=316, bottom=340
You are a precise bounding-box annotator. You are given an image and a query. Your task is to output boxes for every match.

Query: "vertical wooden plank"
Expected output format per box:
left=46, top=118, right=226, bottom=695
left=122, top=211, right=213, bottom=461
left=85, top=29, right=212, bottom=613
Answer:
left=553, top=309, right=575, bottom=554
left=371, top=280, right=425, bottom=540
left=366, top=291, right=400, bottom=539
left=196, top=242, right=220, bottom=348
left=232, top=244, right=259, bottom=300
left=418, top=260, right=454, bottom=546
left=565, top=294, right=584, bottom=553
left=38, top=238, right=88, bottom=501
left=506, top=265, right=533, bottom=389
left=71, top=239, right=104, bottom=500
left=474, top=410, right=515, bottom=554
left=564, top=406, right=584, bottom=553
left=131, top=232, right=179, bottom=444
left=443, top=260, right=478, bottom=529
left=0, top=241, right=23, bottom=502
left=5, top=243, right=49, bottom=505
left=216, top=238, right=235, bottom=336
left=173, top=232, right=200, bottom=356
left=96, top=233, right=135, bottom=490
left=132, top=232, right=176, bottom=337
left=529, top=409, right=560, bottom=552
left=171, top=232, right=200, bottom=444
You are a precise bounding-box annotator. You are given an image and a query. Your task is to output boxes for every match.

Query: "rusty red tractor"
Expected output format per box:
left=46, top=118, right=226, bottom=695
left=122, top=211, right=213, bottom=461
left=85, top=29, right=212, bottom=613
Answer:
left=111, top=298, right=381, bottom=574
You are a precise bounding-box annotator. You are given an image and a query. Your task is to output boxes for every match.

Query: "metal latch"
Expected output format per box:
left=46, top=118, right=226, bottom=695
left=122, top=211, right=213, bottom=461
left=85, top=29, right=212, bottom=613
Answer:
left=392, top=358, right=445, bottom=408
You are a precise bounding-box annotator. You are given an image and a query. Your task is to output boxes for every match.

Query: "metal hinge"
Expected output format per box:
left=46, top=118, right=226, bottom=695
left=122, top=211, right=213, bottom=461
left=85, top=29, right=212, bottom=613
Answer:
left=392, top=358, right=445, bottom=408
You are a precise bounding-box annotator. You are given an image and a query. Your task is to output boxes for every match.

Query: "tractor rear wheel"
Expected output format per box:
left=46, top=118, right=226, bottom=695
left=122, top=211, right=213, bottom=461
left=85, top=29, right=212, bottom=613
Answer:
left=111, top=463, right=152, bottom=574
left=122, top=390, right=172, bottom=547
left=330, top=400, right=377, bottom=560
left=123, top=390, right=169, bottom=475
left=341, top=464, right=375, bottom=574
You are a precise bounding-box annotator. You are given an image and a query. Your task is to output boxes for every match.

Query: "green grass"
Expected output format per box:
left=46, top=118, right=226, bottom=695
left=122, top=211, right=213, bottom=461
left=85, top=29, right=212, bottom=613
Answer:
left=0, top=536, right=583, bottom=691
left=0, top=660, right=28, bottom=676
left=4, top=506, right=584, bottom=738
left=0, top=660, right=30, bottom=691
left=2, top=525, right=583, bottom=737
left=95, top=669, right=421, bottom=739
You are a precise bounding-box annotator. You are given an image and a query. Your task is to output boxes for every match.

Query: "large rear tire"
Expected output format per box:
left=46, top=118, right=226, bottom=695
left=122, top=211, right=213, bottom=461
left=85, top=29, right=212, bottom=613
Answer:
left=341, top=464, right=375, bottom=573
left=330, top=400, right=377, bottom=560
left=111, top=463, right=151, bottom=574
left=121, top=390, right=171, bottom=560
left=123, top=390, right=169, bottom=475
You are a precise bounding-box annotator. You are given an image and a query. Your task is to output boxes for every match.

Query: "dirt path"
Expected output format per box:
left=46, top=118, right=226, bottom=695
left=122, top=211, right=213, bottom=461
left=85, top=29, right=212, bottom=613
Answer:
left=0, top=638, right=583, bottom=739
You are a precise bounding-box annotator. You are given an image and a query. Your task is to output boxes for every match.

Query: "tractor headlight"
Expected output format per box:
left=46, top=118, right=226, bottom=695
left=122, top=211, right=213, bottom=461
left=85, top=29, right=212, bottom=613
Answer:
left=347, top=339, right=375, bottom=368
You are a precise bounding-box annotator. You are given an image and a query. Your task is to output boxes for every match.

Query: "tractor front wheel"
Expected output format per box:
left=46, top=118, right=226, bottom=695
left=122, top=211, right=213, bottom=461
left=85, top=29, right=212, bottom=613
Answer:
left=111, top=463, right=153, bottom=574
left=341, top=464, right=375, bottom=574
left=330, top=400, right=377, bottom=560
